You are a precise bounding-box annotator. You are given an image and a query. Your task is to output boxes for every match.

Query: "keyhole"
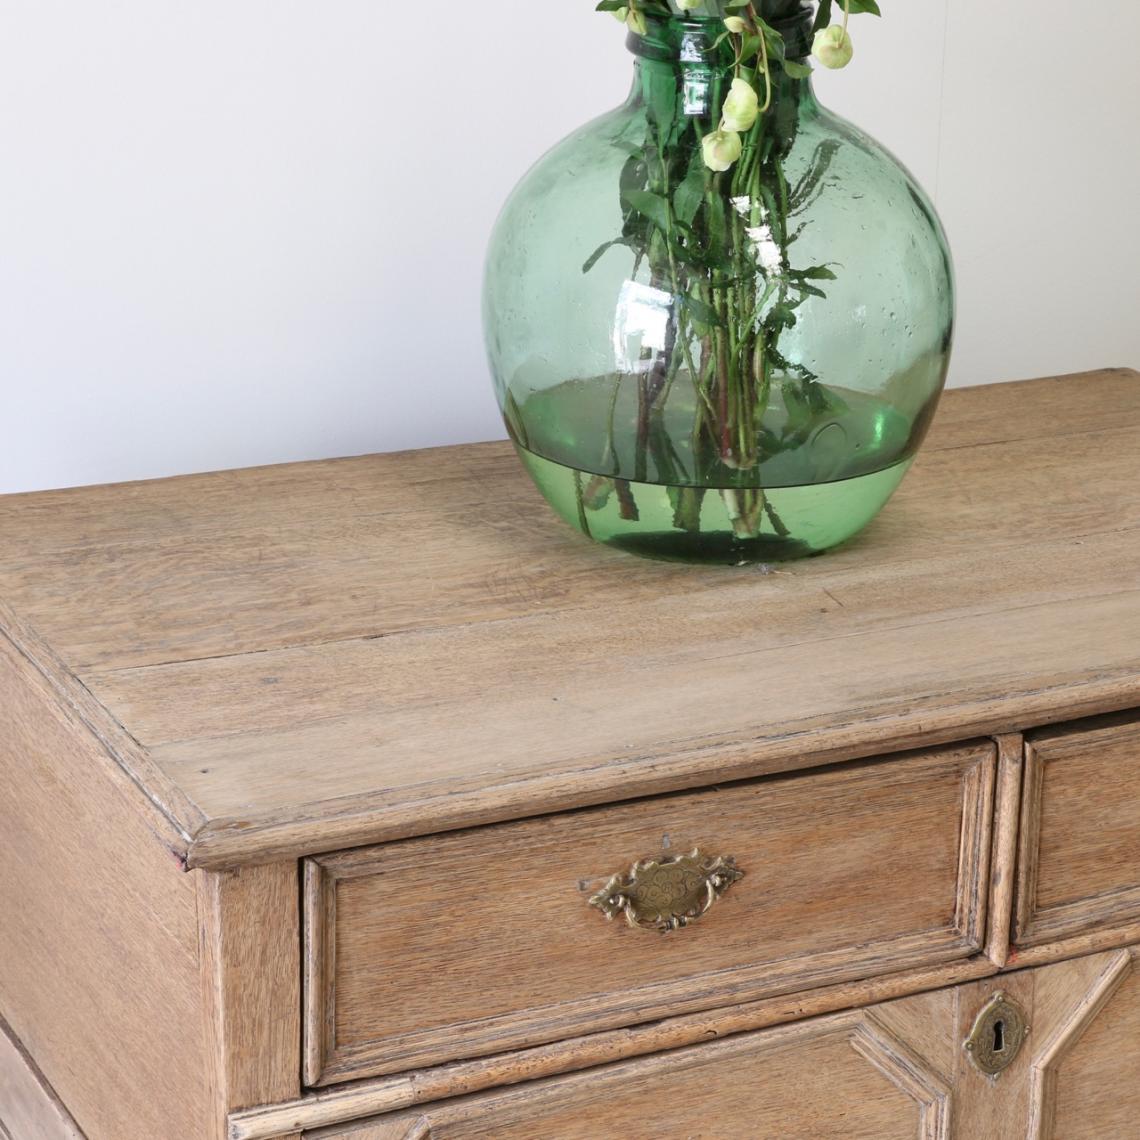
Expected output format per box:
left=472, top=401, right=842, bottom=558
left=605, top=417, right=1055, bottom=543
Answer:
left=992, top=1019, right=1005, bottom=1053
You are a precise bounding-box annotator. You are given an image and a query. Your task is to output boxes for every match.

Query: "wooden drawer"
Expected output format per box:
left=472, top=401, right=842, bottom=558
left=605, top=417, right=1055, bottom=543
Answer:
left=307, top=1015, right=950, bottom=1140
left=305, top=945, right=1140, bottom=1140
left=303, top=742, right=995, bottom=1086
left=1015, top=713, right=1140, bottom=948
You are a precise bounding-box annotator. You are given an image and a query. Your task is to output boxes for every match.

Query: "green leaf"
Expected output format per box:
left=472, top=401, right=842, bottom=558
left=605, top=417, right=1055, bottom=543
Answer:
left=794, top=265, right=839, bottom=281
left=754, top=18, right=786, bottom=66
left=672, top=160, right=706, bottom=227
left=622, top=189, right=672, bottom=236
left=784, top=60, right=813, bottom=79
left=684, top=294, right=724, bottom=328
left=582, top=239, right=628, bottom=274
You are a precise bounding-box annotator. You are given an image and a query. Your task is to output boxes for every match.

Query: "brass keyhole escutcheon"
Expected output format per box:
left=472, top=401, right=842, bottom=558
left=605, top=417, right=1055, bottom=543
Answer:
left=964, top=991, right=1029, bottom=1077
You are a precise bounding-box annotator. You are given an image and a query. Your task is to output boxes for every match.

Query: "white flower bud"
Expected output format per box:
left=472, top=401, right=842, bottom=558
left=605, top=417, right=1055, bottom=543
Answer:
left=723, top=16, right=748, bottom=34
left=721, top=77, right=760, bottom=132
left=812, top=24, right=854, bottom=69
left=702, top=128, right=743, bottom=172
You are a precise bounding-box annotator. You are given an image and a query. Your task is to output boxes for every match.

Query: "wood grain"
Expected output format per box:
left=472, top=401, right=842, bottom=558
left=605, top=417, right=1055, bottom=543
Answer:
left=0, top=371, right=1132, bottom=567
left=1014, top=714, right=1140, bottom=948
left=0, top=373, right=1133, bottom=867
left=1006, top=918, right=1140, bottom=971
left=199, top=862, right=302, bottom=1137
left=293, top=949, right=1140, bottom=1140
left=1028, top=949, right=1134, bottom=1138
left=0, top=1016, right=85, bottom=1140
left=304, top=744, right=992, bottom=1084
left=304, top=1012, right=938, bottom=1140
left=0, top=629, right=209, bottom=1139
left=985, top=734, right=1024, bottom=967
left=230, top=957, right=997, bottom=1140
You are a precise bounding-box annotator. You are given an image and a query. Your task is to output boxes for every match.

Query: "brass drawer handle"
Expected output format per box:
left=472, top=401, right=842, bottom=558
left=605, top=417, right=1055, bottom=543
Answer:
left=588, top=849, right=743, bottom=933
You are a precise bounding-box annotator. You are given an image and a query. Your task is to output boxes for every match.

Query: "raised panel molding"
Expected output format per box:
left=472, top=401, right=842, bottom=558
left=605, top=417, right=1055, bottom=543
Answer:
left=296, top=1008, right=951, bottom=1140
left=1028, top=950, right=1135, bottom=1139
left=853, top=1017, right=952, bottom=1140
left=1015, top=717, right=1140, bottom=950
left=302, top=745, right=994, bottom=1086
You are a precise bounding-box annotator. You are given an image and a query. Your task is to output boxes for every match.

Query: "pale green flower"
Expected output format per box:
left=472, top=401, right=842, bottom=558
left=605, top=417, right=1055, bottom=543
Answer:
left=675, top=0, right=703, bottom=10
left=611, top=6, right=647, bottom=35
left=721, top=77, right=760, bottom=133
left=702, top=128, right=743, bottom=172
left=813, top=25, right=854, bottom=69
left=723, top=16, right=747, bottom=34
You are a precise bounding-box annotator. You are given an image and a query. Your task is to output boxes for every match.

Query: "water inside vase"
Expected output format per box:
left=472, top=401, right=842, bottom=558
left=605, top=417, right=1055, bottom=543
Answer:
left=513, top=375, right=928, bottom=565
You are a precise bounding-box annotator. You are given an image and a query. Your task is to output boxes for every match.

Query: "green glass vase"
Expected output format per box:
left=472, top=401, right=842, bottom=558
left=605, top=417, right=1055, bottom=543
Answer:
left=483, top=1, right=954, bottom=564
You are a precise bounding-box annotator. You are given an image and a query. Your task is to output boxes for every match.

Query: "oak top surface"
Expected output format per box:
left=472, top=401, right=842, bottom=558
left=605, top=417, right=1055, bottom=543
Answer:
left=1, top=370, right=1138, bottom=867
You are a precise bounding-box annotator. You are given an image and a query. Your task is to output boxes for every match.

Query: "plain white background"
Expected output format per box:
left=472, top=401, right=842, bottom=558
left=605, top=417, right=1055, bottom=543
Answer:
left=1, top=0, right=1137, bottom=494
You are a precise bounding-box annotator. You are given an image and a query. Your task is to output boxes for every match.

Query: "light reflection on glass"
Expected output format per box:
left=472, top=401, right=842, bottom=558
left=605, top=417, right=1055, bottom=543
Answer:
left=611, top=279, right=674, bottom=373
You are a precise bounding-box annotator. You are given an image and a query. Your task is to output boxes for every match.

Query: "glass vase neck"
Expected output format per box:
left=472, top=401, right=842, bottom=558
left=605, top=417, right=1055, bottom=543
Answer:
left=629, top=31, right=818, bottom=122
left=628, top=3, right=815, bottom=63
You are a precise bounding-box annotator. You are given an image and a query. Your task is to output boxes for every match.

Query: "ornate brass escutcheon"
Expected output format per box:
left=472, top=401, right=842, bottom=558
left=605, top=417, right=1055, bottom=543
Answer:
left=588, top=849, right=743, bottom=933
left=964, top=991, right=1029, bottom=1077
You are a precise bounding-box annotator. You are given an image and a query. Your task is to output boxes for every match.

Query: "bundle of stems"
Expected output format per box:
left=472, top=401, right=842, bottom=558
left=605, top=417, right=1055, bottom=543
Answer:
left=586, top=0, right=878, bottom=534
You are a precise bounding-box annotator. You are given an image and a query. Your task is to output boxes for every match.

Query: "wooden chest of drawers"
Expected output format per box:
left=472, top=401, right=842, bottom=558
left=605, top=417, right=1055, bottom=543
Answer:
left=1, top=370, right=1138, bottom=1140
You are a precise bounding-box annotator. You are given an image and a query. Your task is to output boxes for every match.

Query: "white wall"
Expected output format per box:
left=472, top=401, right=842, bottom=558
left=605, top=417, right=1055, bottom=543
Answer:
left=1, top=1, right=1136, bottom=494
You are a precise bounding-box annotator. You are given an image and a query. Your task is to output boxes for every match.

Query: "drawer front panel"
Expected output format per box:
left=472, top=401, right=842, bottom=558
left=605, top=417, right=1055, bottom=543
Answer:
left=1016, top=713, right=1140, bottom=948
left=307, top=1016, right=938, bottom=1140
left=304, top=742, right=994, bottom=1085
left=296, top=947, right=1140, bottom=1140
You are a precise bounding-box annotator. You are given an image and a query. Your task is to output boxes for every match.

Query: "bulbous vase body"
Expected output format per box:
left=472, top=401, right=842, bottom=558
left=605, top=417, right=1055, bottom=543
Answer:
left=484, top=7, right=954, bottom=563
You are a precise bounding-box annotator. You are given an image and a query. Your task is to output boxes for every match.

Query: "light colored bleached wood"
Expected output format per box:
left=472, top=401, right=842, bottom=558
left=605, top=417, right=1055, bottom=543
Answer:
left=870, top=988, right=958, bottom=1088
left=0, top=1016, right=85, bottom=1140
left=304, top=744, right=993, bottom=1085
left=1027, top=949, right=1134, bottom=1138
left=0, top=631, right=209, bottom=1139
left=2, top=370, right=1138, bottom=1140
left=949, top=969, right=1038, bottom=1139
left=1014, top=714, right=1140, bottom=948
left=1006, top=919, right=1140, bottom=971
left=303, top=860, right=336, bottom=1092
left=1039, top=947, right=1140, bottom=1139
left=986, top=734, right=1024, bottom=967
left=299, top=950, right=1140, bottom=1140
left=230, top=957, right=997, bottom=1140
left=0, top=373, right=1133, bottom=867
left=852, top=1016, right=951, bottom=1140
left=307, top=1122, right=429, bottom=1140
left=303, top=999, right=958, bottom=1140
left=0, top=597, right=195, bottom=857
left=0, top=370, right=1131, bottom=569
left=199, top=863, right=302, bottom=1138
